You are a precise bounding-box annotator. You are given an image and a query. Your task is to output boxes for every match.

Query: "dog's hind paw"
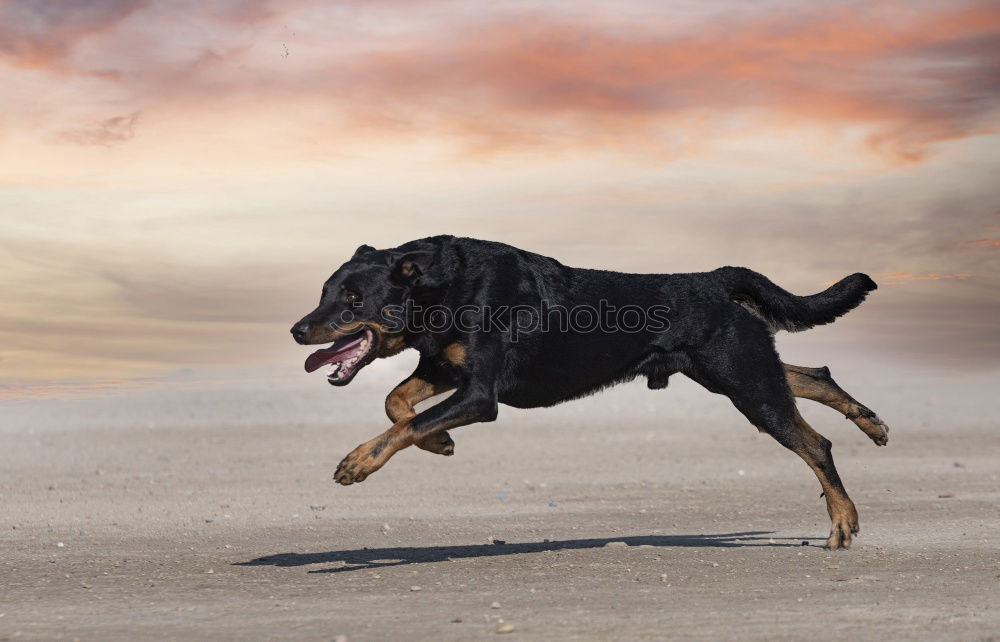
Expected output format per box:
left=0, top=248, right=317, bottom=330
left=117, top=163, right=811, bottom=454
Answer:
left=825, top=504, right=860, bottom=550
left=415, top=431, right=454, bottom=456
left=869, top=419, right=889, bottom=446
left=847, top=407, right=889, bottom=447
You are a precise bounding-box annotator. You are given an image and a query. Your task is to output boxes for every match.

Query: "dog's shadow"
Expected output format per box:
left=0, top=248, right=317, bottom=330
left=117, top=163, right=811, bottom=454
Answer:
left=236, top=531, right=822, bottom=574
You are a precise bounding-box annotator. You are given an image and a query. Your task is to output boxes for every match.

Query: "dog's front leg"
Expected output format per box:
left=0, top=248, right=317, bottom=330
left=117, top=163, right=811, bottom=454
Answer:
left=385, top=362, right=457, bottom=456
left=334, top=383, right=498, bottom=486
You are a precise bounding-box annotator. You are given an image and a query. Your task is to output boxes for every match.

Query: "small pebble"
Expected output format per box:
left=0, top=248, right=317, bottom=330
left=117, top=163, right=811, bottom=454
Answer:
left=491, top=602, right=501, bottom=609
left=410, top=586, right=422, bottom=592
left=496, top=623, right=515, bottom=634
left=57, top=542, right=65, bottom=548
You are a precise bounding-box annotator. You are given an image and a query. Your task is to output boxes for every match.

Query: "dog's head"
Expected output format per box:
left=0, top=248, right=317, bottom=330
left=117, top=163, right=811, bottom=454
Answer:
left=290, top=241, right=443, bottom=386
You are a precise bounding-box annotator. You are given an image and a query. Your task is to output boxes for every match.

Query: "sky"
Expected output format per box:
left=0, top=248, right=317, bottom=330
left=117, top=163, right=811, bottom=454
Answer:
left=1, top=0, right=998, bottom=396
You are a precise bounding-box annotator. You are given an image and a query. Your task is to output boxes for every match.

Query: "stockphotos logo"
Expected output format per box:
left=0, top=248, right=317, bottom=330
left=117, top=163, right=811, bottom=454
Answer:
left=335, top=300, right=671, bottom=341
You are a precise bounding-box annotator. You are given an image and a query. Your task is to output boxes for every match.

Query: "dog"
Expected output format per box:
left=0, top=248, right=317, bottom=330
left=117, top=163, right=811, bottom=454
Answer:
left=291, top=235, right=888, bottom=550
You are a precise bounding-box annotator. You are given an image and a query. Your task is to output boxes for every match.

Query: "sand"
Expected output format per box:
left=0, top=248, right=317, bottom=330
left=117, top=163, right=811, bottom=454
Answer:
left=2, top=361, right=998, bottom=640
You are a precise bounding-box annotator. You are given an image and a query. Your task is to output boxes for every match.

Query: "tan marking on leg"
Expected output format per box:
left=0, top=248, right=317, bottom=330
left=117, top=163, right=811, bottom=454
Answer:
left=386, top=378, right=437, bottom=423
left=787, top=410, right=859, bottom=550
left=334, top=420, right=417, bottom=485
left=784, top=363, right=889, bottom=446
left=443, top=342, right=466, bottom=366
left=385, top=376, right=456, bottom=455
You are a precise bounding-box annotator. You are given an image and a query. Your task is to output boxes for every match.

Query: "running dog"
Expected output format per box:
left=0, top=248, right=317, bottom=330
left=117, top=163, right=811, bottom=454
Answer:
left=291, top=235, right=888, bottom=549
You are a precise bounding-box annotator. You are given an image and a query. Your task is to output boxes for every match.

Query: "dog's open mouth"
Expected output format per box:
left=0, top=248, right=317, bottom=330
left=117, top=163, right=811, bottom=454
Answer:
left=304, top=327, right=376, bottom=386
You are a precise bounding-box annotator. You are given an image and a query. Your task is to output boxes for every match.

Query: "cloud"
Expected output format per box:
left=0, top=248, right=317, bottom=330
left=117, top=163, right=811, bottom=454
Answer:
left=3, top=1, right=998, bottom=164
left=959, top=239, right=1000, bottom=248
left=0, top=235, right=317, bottom=382
left=880, top=272, right=975, bottom=284
left=842, top=287, right=1000, bottom=371
left=320, top=1, right=1000, bottom=161
left=0, top=0, right=149, bottom=71
left=58, top=111, right=139, bottom=146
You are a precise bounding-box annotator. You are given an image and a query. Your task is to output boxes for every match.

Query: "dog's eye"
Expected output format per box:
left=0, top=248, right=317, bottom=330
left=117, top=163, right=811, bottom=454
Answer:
left=343, top=290, right=361, bottom=303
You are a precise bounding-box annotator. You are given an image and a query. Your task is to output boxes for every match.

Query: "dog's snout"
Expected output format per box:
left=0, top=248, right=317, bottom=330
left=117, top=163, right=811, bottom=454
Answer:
left=291, top=322, right=311, bottom=344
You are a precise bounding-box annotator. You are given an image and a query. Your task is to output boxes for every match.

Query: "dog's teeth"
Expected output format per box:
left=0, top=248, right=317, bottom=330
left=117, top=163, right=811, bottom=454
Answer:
left=325, top=364, right=335, bottom=374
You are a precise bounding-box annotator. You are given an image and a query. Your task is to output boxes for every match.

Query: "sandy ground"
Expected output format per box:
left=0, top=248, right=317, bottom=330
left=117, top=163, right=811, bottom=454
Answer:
left=2, top=361, right=999, bottom=641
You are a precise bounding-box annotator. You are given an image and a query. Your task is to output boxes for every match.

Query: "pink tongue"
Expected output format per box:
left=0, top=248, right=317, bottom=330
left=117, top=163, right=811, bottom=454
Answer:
left=304, top=336, right=364, bottom=373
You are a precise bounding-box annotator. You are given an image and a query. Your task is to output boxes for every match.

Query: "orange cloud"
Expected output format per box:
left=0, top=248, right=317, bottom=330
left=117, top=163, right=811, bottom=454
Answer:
left=959, top=239, right=1000, bottom=248
left=881, top=272, right=974, bottom=283
left=328, top=1, right=1000, bottom=161
left=3, top=1, right=997, bottom=163
left=58, top=111, right=139, bottom=147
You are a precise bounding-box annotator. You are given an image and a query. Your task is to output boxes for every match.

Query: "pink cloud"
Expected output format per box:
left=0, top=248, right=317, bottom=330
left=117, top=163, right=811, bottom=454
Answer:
left=327, top=1, right=1000, bottom=161
left=0, top=0, right=148, bottom=71
left=58, top=111, right=139, bottom=146
left=3, top=1, right=998, bottom=162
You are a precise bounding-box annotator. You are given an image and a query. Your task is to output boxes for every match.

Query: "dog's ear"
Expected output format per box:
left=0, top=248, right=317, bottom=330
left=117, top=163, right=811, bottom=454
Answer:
left=353, top=244, right=376, bottom=257
left=389, top=250, right=437, bottom=286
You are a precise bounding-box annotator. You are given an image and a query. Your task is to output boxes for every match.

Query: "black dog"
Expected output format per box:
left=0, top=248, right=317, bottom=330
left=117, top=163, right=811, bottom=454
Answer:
left=291, top=235, right=888, bottom=549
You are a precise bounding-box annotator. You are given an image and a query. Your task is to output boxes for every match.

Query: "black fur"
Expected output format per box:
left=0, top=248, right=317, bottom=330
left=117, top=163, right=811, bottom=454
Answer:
left=292, top=235, right=877, bottom=440
left=722, top=267, right=876, bottom=333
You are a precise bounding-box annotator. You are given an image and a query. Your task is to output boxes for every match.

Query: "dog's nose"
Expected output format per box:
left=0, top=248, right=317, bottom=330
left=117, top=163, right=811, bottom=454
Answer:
left=291, top=322, right=310, bottom=344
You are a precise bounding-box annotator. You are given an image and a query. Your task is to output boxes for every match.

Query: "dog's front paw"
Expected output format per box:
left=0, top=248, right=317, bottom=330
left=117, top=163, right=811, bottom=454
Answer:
left=334, top=441, right=385, bottom=485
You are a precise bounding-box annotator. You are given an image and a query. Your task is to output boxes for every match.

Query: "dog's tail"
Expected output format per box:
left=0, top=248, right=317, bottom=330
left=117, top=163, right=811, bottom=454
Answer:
left=718, top=266, right=877, bottom=333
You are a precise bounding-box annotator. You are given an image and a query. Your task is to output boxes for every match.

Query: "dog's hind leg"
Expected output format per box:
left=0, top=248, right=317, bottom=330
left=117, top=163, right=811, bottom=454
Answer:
left=784, top=364, right=889, bottom=446
left=385, top=374, right=456, bottom=456
left=686, top=326, right=860, bottom=549
left=732, top=387, right=859, bottom=549
left=776, top=408, right=860, bottom=550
